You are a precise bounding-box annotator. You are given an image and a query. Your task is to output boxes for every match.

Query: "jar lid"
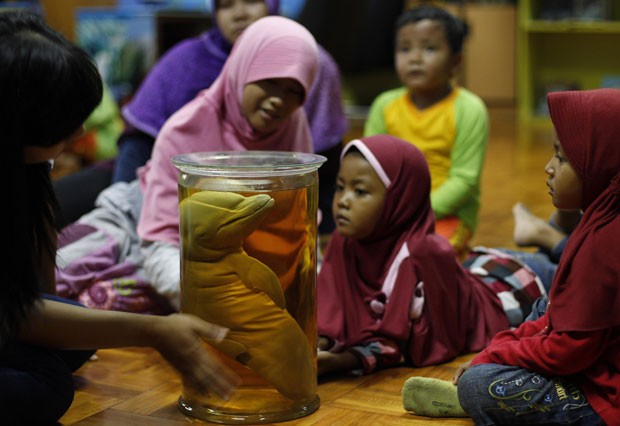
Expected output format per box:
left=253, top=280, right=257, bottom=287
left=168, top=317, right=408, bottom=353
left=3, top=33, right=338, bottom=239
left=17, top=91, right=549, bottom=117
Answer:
left=172, top=151, right=327, bottom=177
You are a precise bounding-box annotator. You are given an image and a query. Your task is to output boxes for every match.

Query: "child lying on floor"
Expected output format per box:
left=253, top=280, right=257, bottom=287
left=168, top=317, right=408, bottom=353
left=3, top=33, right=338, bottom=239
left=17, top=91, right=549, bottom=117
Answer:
left=317, top=135, right=546, bottom=376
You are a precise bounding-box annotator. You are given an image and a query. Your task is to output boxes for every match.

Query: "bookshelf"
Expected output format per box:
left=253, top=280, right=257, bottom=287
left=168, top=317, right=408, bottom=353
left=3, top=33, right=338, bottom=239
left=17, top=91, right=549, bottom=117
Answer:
left=518, top=0, right=620, bottom=124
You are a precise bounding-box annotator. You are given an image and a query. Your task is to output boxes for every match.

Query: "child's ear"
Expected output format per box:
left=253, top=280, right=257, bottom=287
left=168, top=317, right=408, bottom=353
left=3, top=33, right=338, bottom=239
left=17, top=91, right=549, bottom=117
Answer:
left=450, top=52, right=463, bottom=77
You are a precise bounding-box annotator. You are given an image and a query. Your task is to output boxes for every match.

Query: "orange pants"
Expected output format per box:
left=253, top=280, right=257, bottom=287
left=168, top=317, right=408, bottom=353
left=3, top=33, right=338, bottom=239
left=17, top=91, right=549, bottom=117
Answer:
left=435, top=215, right=472, bottom=259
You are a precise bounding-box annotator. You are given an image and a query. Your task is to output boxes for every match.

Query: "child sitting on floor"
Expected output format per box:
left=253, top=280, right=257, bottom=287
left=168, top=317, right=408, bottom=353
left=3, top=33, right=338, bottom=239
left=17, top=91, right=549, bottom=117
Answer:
left=364, top=5, right=488, bottom=258
left=403, top=88, right=620, bottom=426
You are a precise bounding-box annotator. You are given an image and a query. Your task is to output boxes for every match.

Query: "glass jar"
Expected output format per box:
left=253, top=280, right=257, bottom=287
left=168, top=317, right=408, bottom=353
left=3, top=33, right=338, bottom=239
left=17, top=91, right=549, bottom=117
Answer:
left=173, top=151, right=325, bottom=424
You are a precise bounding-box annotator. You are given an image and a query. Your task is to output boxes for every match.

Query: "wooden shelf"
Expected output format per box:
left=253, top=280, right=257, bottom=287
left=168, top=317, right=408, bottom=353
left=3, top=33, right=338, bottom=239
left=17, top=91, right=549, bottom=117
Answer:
left=517, top=0, right=620, bottom=123
left=442, top=2, right=517, bottom=106
left=523, top=20, right=620, bottom=33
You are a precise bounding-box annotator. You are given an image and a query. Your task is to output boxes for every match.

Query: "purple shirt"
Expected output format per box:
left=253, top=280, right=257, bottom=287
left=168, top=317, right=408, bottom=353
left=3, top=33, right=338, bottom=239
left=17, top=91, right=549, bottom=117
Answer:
left=123, top=25, right=348, bottom=153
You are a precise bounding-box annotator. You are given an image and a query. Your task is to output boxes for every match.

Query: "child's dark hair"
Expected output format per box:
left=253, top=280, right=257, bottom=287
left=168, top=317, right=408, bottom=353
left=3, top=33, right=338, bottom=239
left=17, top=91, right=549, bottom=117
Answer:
left=343, top=145, right=361, bottom=157
left=0, top=10, right=102, bottom=343
left=396, top=5, right=469, bottom=54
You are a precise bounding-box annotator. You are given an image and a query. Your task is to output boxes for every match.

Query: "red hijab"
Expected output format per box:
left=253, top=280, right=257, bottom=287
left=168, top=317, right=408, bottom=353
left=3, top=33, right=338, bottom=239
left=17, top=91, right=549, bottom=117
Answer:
left=547, top=89, right=620, bottom=332
left=317, top=135, right=507, bottom=366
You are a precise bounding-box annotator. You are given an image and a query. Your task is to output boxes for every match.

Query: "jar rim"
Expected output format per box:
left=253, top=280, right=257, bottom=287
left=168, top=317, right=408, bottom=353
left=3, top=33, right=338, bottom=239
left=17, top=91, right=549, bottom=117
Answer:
left=172, top=151, right=327, bottom=177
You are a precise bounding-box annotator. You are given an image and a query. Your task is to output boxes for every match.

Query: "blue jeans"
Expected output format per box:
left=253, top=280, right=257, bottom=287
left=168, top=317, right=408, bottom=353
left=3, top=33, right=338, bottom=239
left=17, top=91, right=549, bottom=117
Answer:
left=0, top=341, right=75, bottom=424
left=0, top=295, right=96, bottom=424
left=457, top=364, right=604, bottom=425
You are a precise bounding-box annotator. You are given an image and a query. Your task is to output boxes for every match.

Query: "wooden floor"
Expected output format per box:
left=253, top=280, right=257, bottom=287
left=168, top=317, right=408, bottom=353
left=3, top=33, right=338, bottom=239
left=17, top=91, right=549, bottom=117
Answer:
left=58, top=107, right=556, bottom=425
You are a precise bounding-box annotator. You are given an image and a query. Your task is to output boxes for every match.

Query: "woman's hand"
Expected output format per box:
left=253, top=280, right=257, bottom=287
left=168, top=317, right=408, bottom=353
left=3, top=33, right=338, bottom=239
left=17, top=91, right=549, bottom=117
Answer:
left=452, top=360, right=472, bottom=384
left=19, top=301, right=240, bottom=399
left=149, top=313, right=240, bottom=399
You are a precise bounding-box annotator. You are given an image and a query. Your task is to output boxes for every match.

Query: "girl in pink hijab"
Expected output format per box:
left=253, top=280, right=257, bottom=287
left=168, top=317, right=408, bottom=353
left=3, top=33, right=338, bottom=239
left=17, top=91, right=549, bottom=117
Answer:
left=136, top=16, right=319, bottom=308
left=317, top=135, right=545, bottom=376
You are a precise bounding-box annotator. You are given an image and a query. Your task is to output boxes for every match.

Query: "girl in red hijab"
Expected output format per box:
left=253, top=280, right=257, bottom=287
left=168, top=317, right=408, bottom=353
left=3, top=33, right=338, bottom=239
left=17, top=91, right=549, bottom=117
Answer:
left=405, top=89, right=620, bottom=425
left=317, top=135, right=544, bottom=376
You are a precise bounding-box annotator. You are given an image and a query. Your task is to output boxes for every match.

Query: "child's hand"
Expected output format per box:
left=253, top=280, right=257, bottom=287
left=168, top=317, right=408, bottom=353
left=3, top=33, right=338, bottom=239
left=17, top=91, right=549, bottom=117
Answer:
left=317, top=350, right=338, bottom=376
left=149, top=313, right=240, bottom=399
left=317, top=336, right=331, bottom=351
left=452, top=360, right=472, bottom=384
left=318, top=350, right=360, bottom=376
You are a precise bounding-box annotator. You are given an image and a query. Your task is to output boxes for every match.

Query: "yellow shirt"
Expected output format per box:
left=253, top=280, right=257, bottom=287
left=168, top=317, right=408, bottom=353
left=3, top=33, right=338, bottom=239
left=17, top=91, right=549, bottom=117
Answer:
left=364, top=87, right=489, bottom=232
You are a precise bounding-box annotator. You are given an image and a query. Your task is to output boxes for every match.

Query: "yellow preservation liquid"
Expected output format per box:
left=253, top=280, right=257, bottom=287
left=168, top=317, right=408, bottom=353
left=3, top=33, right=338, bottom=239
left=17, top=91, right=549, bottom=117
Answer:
left=173, top=151, right=324, bottom=424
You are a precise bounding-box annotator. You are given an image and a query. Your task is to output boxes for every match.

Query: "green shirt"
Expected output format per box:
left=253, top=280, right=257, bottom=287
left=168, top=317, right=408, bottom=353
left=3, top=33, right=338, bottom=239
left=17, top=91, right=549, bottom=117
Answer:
left=364, top=87, right=489, bottom=232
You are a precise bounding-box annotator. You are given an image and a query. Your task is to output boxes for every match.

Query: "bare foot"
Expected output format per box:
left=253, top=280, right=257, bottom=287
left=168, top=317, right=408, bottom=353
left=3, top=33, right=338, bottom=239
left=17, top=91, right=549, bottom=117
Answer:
left=513, top=203, right=546, bottom=246
left=512, top=203, right=565, bottom=250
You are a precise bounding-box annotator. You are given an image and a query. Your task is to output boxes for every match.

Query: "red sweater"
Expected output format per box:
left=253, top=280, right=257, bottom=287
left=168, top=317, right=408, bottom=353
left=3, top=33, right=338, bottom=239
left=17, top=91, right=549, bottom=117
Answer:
left=471, top=315, right=620, bottom=426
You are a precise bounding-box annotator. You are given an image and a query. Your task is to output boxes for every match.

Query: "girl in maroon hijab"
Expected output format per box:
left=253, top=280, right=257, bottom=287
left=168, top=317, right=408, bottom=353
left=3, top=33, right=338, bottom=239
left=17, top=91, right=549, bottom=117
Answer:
left=405, top=89, right=620, bottom=425
left=317, top=135, right=545, bottom=376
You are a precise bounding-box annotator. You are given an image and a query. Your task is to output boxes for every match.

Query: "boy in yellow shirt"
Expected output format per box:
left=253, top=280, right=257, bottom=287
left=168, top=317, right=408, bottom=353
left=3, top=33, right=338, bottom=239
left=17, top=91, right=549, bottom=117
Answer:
left=365, top=5, right=488, bottom=257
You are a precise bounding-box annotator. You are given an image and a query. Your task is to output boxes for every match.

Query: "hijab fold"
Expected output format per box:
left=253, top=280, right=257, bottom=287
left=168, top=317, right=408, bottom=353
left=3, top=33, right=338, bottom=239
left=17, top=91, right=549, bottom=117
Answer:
left=546, top=88, right=620, bottom=332
left=317, top=135, right=507, bottom=366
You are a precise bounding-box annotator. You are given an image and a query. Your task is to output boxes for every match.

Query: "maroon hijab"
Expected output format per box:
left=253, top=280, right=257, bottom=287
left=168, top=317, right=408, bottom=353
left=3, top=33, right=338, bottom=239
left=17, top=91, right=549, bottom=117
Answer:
left=317, top=135, right=507, bottom=366
left=547, top=89, right=620, bottom=332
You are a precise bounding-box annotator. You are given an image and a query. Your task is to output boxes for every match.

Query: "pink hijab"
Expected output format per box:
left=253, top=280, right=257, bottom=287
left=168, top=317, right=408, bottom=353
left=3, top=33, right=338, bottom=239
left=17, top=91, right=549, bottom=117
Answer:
left=547, top=89, right=620, bottom=332
left=137, top=16, right=319, bottom=244
left=317, top=135, right=507, bottom=366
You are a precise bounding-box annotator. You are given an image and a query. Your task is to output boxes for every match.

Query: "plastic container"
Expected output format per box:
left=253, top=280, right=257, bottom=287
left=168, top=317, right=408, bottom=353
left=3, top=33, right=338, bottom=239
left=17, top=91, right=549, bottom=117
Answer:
left=173, top=151, right=325, bottom=424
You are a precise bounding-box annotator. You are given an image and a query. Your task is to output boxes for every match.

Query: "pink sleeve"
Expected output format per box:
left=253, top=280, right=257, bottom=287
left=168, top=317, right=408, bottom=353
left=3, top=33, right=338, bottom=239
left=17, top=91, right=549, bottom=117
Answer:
left=137, top=91, right=229, bottom=245
left=136, top=130, right=183, bottom=245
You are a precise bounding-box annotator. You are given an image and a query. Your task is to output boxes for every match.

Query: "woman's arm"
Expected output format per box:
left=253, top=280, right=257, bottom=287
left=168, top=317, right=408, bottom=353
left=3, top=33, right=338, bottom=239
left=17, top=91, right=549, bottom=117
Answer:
left=19, top=299, right=239, bottom=398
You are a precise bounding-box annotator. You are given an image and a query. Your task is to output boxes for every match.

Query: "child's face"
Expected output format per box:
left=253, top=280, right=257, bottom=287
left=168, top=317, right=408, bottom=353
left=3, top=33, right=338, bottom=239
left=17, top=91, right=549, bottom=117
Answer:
left=333, top=152, right=387, bottom=240
left=241, top=78, right=304, bottom=135
left=216, top=0, right=269, bottom=44
left=544, top=130, right=583, bottom=210
left=395, top=19, right=460, bottom=99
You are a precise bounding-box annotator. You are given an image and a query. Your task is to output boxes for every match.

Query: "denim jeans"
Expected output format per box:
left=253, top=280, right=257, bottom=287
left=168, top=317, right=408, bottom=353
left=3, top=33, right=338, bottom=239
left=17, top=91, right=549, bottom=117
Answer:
left=0, top=294, right=97, bottom=424
left=457, top=364, right=604, bottom=425
left=525, top=296, right=549, bottom=322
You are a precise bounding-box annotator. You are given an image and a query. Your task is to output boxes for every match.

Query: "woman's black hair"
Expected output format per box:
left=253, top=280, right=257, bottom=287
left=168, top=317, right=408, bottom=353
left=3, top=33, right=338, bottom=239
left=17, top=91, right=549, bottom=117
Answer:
left=0, top=10, right=102, bottom=343
left=396, top=5, right=469, bottom=54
